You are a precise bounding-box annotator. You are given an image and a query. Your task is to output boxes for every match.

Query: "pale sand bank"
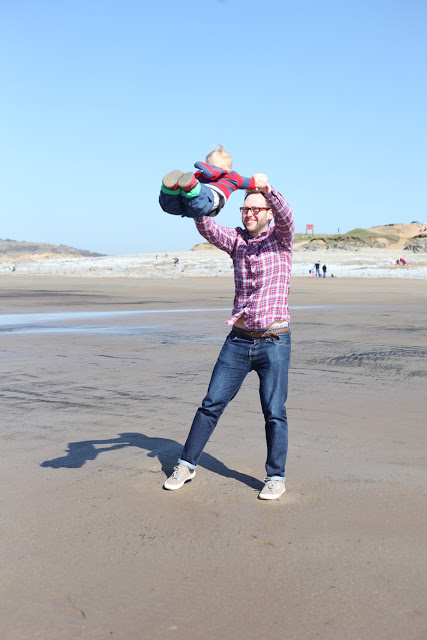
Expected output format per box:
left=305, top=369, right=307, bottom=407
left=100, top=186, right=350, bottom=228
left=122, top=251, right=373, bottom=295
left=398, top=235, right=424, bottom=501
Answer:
left=0, top=277, right=426, bottom=639
left=1, top=247, right=427, bottom=278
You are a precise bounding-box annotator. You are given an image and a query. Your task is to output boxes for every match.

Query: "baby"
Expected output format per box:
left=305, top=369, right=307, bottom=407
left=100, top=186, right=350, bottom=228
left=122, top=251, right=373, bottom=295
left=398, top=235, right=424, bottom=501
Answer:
left=159, top=145, right=263, bottom=218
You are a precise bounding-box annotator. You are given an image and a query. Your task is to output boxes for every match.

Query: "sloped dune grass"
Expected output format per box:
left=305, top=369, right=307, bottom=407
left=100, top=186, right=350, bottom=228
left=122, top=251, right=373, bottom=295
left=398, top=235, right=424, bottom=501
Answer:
left=295, top=228, right=400, bottom=247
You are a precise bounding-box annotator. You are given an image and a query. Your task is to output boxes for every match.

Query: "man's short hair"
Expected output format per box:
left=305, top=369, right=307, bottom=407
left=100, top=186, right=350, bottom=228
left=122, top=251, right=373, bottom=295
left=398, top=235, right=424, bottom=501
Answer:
left=206, top=145, right=232, bottom=172
left=244, top=189, right=270, bottom=206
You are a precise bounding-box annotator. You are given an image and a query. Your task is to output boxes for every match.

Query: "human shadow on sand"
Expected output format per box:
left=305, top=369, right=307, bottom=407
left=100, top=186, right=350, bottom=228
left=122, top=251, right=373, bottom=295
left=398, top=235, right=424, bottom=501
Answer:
left=41, top=432, right=262, bottom=490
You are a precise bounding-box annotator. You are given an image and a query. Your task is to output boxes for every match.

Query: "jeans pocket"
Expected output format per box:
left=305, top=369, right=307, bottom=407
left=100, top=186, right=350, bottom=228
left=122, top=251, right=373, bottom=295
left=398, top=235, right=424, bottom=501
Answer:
left=273, top=332, right=291, bottom=346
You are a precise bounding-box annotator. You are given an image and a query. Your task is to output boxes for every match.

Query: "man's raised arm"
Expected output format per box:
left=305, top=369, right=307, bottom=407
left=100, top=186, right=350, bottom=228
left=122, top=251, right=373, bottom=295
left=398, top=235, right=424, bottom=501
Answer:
left=194, top=217, right=238, bottom=255
left=256, top=178, right=294, bottom=249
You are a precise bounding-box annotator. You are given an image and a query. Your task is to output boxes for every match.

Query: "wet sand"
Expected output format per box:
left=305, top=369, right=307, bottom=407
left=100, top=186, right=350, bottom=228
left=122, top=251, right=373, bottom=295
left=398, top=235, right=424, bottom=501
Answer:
left=1, top=276, right=426, bottom=639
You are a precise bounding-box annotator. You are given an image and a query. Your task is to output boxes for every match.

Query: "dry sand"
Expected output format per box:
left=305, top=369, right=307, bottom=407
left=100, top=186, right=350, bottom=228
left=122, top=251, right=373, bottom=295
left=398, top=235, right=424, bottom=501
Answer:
left=1, top=276, right=426, bottom=639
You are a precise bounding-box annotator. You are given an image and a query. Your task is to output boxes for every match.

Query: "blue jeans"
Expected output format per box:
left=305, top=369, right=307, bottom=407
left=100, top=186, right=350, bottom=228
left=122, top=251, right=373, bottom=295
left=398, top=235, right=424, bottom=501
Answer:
left=179, top=330, right=291, bottom=480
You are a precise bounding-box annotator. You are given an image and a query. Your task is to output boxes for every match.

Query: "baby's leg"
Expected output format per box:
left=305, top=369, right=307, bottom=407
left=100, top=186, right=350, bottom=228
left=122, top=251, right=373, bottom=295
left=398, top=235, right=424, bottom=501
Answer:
left=182, top=183, right=217, bottom=218
left=159, top=170, right=186, bottom=215
left=159, top=189, right=187, bottom=215
left=204, top=185, right=226, bottom=217
left=177, top=172, right=224, bottom=215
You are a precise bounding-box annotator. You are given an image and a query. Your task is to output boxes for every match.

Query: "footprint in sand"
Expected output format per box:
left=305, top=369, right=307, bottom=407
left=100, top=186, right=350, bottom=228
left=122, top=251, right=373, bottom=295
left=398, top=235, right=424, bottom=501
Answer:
left=240, top=533, right=275, bottom=547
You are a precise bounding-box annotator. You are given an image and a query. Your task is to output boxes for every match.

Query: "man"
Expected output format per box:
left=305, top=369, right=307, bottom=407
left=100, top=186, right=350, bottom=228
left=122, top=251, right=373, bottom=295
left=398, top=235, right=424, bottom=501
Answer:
left=164, top=174, right=294, bottom=500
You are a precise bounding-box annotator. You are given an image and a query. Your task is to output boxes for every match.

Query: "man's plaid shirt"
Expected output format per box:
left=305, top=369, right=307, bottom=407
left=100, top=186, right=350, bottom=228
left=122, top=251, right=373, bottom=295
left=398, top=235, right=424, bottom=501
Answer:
left=194, top=189, right=294, bottom=330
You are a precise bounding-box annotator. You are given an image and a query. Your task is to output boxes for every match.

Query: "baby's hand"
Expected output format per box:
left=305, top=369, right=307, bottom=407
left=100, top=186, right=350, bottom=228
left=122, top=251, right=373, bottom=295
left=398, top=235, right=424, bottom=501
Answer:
left=252, top=173, right=271, bottom=194
left=252, top=173, right=268, bottom=190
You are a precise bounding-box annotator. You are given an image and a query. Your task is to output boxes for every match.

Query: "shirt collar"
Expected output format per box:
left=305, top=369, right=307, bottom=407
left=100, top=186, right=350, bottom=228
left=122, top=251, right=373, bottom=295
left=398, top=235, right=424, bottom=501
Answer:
left=237, top=227, right=271, bottom=243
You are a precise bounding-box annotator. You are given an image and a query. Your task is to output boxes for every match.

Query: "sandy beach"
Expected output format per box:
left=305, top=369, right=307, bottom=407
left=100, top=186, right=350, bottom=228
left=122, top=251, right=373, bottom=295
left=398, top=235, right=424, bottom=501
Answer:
left=1, top=275, right=426, bottom=639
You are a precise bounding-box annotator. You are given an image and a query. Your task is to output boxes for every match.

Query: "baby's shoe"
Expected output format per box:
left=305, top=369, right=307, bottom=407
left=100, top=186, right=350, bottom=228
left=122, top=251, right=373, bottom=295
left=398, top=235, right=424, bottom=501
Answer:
left=178, top=172, right=199, bottom=192
left=162, top=170, right=184, bottom=190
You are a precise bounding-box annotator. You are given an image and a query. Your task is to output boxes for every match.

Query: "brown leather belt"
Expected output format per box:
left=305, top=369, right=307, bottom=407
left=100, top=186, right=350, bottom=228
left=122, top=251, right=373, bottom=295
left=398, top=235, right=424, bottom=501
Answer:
left=232, top=326, right=290, bottom=339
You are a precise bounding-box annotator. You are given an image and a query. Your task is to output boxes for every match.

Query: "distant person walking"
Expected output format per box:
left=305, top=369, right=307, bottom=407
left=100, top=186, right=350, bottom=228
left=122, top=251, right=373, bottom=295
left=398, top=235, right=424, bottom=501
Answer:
left=314, top=261, right=321, bottom=277
left=322, top=264, right=327, bottom=278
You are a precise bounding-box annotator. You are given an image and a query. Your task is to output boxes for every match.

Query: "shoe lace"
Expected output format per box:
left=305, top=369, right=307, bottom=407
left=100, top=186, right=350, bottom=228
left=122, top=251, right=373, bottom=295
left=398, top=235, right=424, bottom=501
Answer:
left=172, top=465, right=188, bottom=479
left=263, top=477, right=276, bottom=489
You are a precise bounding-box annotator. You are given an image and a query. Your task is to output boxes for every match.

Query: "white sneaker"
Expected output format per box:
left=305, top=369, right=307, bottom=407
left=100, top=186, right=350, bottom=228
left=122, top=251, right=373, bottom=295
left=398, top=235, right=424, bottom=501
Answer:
left=258, top=477, right=286, bottom=500
left=163, top=464, right=196, bottom=491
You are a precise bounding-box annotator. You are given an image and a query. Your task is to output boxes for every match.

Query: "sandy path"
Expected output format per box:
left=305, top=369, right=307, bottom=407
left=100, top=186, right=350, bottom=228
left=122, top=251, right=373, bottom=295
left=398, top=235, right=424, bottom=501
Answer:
left=0, top=277, right=426, bottom=639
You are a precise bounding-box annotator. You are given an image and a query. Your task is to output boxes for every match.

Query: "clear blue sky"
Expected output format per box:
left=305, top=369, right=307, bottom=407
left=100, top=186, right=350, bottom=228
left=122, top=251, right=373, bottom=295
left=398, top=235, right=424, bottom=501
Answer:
left=1, top=0, right=426, bottom=255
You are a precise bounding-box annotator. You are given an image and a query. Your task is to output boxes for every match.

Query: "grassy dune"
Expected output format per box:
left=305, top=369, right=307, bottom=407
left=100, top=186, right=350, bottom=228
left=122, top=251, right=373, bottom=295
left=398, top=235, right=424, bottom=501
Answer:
left=295, top=228, right=400, bottom=248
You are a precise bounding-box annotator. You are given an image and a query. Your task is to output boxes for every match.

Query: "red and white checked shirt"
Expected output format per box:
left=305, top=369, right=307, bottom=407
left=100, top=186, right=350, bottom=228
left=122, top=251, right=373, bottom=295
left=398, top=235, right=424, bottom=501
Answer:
left=194, top=189, right=294, bottom=330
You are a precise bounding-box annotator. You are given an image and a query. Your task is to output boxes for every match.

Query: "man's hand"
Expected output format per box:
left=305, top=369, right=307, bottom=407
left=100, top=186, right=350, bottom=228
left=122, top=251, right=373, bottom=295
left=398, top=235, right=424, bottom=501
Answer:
left=252, top=173, right=272, bottom=194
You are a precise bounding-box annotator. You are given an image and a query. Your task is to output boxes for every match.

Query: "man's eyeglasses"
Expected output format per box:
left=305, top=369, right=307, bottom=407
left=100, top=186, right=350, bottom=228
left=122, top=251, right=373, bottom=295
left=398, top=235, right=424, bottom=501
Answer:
left=240, top=207, right=270, bottom=215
